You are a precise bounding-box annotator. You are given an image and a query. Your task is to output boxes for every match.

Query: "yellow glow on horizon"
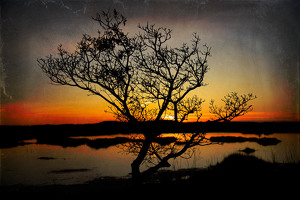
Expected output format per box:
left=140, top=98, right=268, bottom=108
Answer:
left=1, top=97, right=298, bottom=125
left=1, top=79, right=299, bottom=125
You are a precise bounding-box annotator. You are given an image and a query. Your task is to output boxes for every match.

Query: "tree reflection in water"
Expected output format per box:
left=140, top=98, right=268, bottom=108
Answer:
left=118, top=131, right=213, bottom=184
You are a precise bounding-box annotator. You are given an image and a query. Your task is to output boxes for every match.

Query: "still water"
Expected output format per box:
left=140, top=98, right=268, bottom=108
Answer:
left=1, top=133, right=299, bottom=186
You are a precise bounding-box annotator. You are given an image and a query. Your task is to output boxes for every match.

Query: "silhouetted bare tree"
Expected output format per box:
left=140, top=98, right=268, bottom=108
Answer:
left=38, top=9, right=210, bottom=123
left=38, top=9, right=256, bottom=184
left=170, top=95, right=204, bottom=122
left=209, top=92, right=256, bottom=122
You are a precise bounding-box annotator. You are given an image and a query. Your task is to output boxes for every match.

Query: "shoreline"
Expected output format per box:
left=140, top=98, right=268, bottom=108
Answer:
left=1, top=121, right=299, bottom=137
left=1, top=121, right=298, bottom=149
left=1, top=153, right=299, bottom=194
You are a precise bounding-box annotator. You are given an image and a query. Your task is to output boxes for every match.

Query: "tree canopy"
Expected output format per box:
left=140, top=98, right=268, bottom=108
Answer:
left=38, top=9, right=226, bottom=123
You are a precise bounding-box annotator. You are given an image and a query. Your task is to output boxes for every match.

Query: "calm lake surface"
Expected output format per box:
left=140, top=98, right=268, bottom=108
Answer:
left=1, top=133, right=299, bottom=186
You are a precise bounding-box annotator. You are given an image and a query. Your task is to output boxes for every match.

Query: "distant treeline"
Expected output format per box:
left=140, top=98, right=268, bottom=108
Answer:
left=0, top=121, right=299, bottom=140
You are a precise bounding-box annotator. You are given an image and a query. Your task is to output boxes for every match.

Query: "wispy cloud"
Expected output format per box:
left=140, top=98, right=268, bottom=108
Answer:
left=0, top=38, right=12, bottom=101
left=141, top=99, right=157, bottom=107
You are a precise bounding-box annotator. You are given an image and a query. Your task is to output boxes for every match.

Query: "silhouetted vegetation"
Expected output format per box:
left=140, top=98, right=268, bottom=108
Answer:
left=209, top=136, right=281, bottom=146
left=37, top=9, right=257, bottom=126
left=163, top=153, right=300, bottom=189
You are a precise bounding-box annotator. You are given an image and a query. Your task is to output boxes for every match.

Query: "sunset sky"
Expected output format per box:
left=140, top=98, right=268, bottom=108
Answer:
left=1, top=0, right=299, bottom=125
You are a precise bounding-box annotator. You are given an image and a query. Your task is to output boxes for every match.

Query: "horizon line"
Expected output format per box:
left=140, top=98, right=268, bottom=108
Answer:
left=1, top=120, right=299, bottom=127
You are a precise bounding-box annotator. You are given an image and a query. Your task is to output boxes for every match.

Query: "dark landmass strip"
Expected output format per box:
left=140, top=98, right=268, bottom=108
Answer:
left=209, top=136, right=281, bottom=146
left=2, top=134, right=279, bottom=149
left=35, top=136, right=177, bottom=149
left=1, top=121, right=299, bottom=138
left=38, top=157, right=57, bottom=160
left=0, top=121, right=298, bottom=149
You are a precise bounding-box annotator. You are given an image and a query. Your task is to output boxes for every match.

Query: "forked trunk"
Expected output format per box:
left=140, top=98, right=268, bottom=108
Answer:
left=130, top=135, right=152, bottom=184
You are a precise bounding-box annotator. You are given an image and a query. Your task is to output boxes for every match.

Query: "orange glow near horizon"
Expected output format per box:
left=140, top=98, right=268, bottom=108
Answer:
left=0, top=84, right=115, bottom=125
left=0, top=101, right=114, bottom=125
left=1, top=99, right=299, bottom=125
left=1, top=80, right=299, bottom=125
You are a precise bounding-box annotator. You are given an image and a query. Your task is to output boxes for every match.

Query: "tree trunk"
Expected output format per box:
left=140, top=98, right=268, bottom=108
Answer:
left=130, top=135, right=152, bottom=184
left=174, top=102, right=178, bottom=122
left=131, top=162, right=142, bottom=184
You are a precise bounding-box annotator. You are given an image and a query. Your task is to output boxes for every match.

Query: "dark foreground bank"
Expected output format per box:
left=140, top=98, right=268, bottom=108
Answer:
left=1, top=153, right=299, bottom=195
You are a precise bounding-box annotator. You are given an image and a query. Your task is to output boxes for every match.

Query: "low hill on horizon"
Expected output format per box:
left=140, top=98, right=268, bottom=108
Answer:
left=1, top=121, right=299, bottom=138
